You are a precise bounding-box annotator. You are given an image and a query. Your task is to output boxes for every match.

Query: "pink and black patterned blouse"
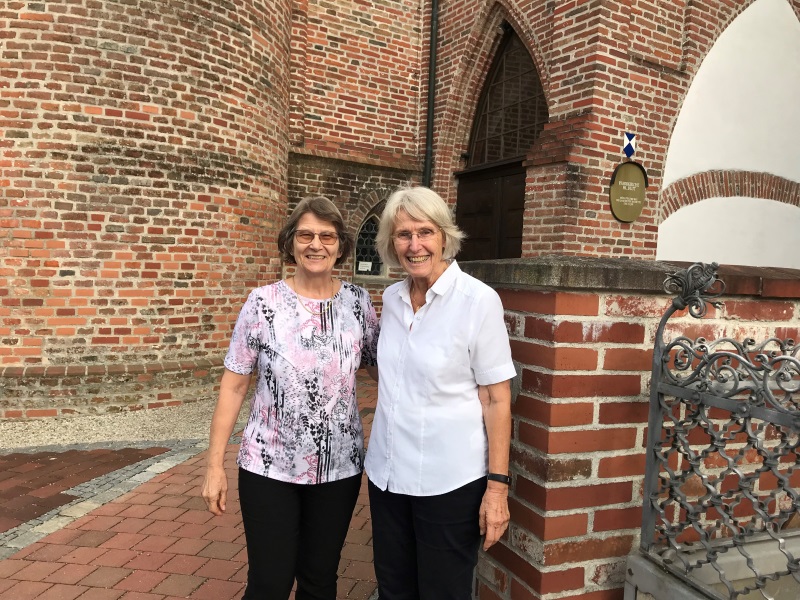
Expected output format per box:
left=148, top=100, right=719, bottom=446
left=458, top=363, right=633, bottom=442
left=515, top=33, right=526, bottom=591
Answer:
left=224, top=280, right=379, bottom=485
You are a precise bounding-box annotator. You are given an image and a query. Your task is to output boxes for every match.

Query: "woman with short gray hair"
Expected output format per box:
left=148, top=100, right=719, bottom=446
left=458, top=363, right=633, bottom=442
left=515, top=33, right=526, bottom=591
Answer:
left=366, top=185, right=515, bottom=599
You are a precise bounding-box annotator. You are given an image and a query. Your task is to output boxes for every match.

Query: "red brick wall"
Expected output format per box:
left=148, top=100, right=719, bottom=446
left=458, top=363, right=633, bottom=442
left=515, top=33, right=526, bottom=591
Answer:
left=463, top=260, right=800, bottom=599
left=288, top=0, right=421, bottom=164
left=0, top=1, right=292, bottom=415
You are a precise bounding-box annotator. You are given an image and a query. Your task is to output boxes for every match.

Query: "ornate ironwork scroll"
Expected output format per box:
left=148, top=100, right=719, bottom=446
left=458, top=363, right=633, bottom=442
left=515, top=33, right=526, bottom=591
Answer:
left=641, top=262, right=800, bottom=600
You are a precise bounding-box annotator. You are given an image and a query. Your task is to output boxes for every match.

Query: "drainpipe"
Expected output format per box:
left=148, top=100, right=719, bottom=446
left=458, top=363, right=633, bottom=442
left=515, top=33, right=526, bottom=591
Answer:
left=422, top=0, right=438, bottom=187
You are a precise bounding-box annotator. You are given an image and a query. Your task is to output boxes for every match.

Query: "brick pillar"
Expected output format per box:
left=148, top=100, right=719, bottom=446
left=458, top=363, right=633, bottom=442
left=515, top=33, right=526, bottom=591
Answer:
left=462, top=258, right=800, bottom=600
left=0, top=1, right=292, bottom=416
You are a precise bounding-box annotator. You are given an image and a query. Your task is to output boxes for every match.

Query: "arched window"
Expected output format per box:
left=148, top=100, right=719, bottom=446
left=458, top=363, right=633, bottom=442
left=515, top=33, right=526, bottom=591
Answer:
left=354, top=214, right=383, bottom=276
left=467, top=29, right=547, bottom=168
left=456, top=27, right=548, bottom=260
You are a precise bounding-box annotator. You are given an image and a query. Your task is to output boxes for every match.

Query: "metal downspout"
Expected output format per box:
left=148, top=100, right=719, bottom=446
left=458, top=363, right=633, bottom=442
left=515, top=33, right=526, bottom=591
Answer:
left=422, top=0, right=438, bottom=187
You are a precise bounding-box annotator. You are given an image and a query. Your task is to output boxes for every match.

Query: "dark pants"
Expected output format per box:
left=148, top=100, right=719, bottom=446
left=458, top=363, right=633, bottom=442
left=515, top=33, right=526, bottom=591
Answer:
left=238, top=468, right=362, bottom=600
left=368, top=476, right=486, bottom=600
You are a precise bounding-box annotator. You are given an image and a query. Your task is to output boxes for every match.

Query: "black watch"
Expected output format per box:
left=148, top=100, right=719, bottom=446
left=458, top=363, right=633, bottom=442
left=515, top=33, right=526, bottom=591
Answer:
left=487, top=473, right=511, bottom=485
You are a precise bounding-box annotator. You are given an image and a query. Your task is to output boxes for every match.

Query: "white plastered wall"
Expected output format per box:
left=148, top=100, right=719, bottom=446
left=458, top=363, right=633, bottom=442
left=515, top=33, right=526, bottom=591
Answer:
left=657, top=0, right=800, bottom=269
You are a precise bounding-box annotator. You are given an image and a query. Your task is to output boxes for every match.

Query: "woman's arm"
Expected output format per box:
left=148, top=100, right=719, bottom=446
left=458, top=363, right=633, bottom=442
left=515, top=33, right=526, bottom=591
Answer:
left=201, top=368, right=252, bottom=516
left=478, top=379, right=512, bottom=550
left=365, top=365, right=379, bottom=382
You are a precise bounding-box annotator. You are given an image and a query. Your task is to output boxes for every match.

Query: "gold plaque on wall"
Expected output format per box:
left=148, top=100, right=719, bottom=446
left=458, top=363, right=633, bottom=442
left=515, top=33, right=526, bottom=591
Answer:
left=609, top=161, right=648, bottom=223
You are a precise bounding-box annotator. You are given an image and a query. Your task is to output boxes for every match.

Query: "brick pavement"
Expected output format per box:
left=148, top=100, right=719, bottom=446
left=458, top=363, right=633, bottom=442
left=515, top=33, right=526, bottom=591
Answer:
left=0, top=448, right=170, bottom=535
left=0, top=372, right=379, bottom=600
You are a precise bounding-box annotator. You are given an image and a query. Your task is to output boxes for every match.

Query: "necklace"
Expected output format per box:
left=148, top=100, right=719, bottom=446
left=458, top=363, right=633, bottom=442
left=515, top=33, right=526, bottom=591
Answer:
left=409, top=281, right=427, bottom=314
left=289, top=277, right=335, bottom=316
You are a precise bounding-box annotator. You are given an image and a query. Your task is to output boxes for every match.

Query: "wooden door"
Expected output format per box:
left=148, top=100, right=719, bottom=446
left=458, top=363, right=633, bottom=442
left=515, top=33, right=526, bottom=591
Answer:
left=456, top=164, right=525, bottom=261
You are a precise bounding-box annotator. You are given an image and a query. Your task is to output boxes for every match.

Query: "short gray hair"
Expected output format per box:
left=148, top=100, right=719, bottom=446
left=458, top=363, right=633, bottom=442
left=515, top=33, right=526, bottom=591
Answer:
left=375, top=186, right=464, bottom=269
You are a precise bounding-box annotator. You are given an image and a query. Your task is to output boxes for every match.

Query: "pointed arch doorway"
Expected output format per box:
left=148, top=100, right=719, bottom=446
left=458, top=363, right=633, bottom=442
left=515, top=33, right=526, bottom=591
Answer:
left=456, top=27, right=548, bottom=260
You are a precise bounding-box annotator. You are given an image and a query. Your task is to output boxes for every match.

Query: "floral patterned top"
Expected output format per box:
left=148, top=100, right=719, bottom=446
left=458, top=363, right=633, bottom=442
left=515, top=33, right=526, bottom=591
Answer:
left=224, top=280, right=379, bottom=484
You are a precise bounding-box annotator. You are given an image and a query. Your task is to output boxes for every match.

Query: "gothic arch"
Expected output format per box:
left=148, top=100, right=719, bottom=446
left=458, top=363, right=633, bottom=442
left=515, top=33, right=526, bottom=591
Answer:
left=345, top=186, right=393, bottom=239
left=434, top=1, right=549, bottom=196
left=662, top=0, right=800, bottom=190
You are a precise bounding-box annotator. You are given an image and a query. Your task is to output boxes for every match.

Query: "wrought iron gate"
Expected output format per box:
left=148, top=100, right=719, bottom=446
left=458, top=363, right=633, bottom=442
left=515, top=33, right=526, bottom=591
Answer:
left=629, top=262, right=800, bottom=600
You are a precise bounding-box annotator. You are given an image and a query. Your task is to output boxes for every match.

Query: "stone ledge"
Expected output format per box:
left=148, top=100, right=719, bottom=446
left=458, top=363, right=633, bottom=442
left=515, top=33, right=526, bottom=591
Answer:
left=0, top=357, right=224, bottom=379
left=461, top=256, right=800, bottom=298
left=0, top=358, right=225, bottom=419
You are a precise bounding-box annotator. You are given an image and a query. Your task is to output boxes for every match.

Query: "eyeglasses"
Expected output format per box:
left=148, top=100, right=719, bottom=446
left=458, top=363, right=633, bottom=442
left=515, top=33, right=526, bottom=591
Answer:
left=392, top=227, right=440, bottom=243
left=294, top=230, right=339, bottom=245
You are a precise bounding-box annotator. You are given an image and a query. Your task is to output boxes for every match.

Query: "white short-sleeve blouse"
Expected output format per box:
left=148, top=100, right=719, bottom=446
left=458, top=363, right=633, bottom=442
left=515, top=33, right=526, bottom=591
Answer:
left=365, top=261, right=516, bottom=496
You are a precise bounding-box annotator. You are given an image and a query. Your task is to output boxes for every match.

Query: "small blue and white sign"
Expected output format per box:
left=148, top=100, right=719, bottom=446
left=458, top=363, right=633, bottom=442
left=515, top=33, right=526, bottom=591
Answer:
left=623, top=132, right=636, bottom=158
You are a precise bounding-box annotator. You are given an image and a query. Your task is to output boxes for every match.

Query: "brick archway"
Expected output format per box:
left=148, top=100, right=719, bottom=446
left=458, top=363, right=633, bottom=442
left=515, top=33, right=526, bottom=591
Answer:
left=659, top=171, right=800, bottom=223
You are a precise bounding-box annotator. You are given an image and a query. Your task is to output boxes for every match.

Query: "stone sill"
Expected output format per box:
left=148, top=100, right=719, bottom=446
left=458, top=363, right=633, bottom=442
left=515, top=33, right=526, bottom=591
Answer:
left=460, top=255, right=800, bottom=298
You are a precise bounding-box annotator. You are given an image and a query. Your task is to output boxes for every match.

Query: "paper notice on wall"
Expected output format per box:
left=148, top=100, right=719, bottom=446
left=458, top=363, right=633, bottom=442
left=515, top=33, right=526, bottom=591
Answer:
left=357, top=261, right=372, bottom=272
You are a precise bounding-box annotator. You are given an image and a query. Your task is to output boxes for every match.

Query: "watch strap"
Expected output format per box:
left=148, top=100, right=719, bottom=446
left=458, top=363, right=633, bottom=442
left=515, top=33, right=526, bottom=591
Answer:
left=487, top=473, right=511, bottom=485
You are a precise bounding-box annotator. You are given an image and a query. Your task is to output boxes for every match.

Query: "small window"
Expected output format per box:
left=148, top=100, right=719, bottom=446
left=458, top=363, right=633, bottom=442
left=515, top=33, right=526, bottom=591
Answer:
left=354, top=215, right=383, bottom=276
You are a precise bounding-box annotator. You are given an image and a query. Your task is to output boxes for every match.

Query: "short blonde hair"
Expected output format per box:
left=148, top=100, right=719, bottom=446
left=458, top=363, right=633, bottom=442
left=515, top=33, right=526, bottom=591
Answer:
left=375, top=186, right=464, bottom=269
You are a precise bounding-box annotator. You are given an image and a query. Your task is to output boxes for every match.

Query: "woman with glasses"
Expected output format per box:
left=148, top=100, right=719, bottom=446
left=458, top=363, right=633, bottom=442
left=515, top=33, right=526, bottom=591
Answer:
left=201, top=196, right=379, bottom=600
left=365, top=186, right=515, bottom=599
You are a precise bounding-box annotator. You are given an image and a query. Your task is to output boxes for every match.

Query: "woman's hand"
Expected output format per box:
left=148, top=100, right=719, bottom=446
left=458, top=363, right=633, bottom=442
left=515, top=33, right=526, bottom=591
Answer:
left=202, top=465, right=228, bottom=516
left=202, top=369, right=251, bottom=516
left=478, top=379, right=512, bottom=550
left=479, top=482, right=510, bottom=550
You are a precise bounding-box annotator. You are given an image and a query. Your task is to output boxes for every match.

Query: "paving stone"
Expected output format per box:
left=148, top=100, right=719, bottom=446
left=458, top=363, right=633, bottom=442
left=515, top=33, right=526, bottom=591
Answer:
left=196, top=541, right=242, bottom=560
left=1, top=580, right=54, bottom=600
left=91, top=549, right=139, bottom=568
left=72, top=589, right=125, bottom=600
left=59, top=502, right=102, bottom=519
left=78, top=566, right=132, bottom=588
left=60, top=546, right=108, bottom=565
left=71, top=531, right=116, bottom=548
left=0, top=558, right=28, bottom=578
left=33, top=517, right=75, bottom=535
left=162, top=538, right=210, bottom=557
left=100, top=533, right=147, bottom=550
left=159, top=554, right=209, bottom=576
left=131, top=536, right=178, bottom=554
left=113, top=569, right=169, bottom=593
left=44, top=563, right=98, bottom=585
left=123, top=552, right=174, bottom=571
left=11, top=560, right=64, bottom=581
left=37, top=582, right=88, bottom=600
left=188, top=578, right=245, bottom=600
left=193, top=557, right=240, bottom=580
left=150, top=573, right=205, bottom=596
left=0, top=579, right=16, bottom=594
left=24, top=543, right=76, bottom=562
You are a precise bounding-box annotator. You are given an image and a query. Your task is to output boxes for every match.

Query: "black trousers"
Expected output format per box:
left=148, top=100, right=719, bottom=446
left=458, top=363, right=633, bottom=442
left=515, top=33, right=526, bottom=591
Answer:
left=238, top=468, right=362, bottom=600
left=368, top=476, right=487, bottom=600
